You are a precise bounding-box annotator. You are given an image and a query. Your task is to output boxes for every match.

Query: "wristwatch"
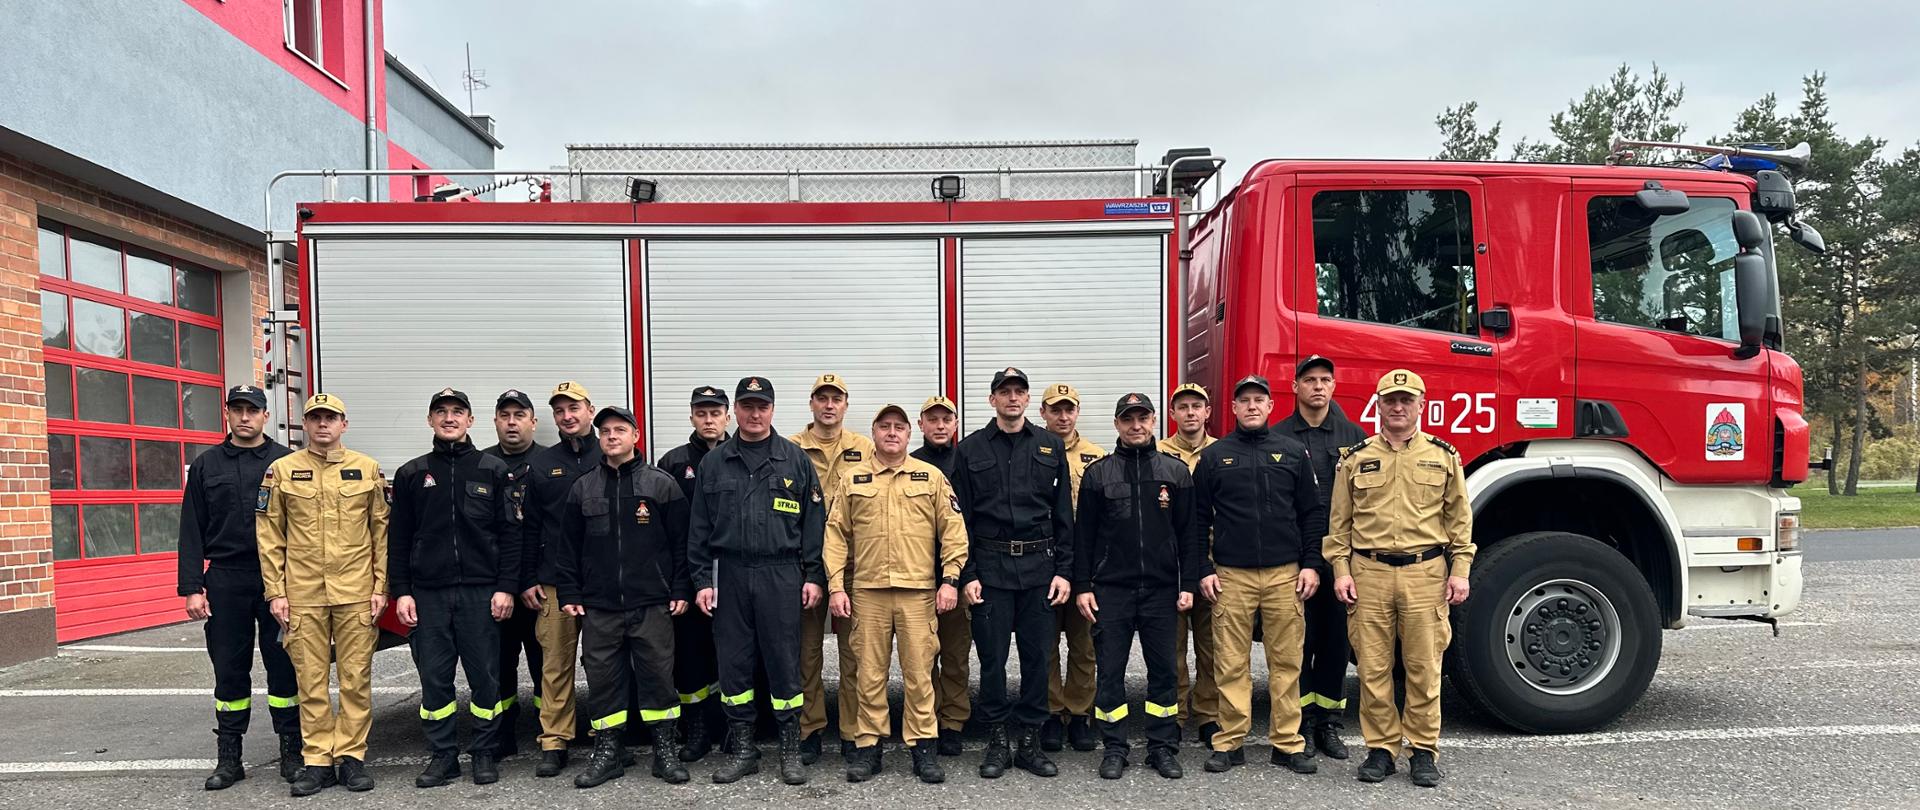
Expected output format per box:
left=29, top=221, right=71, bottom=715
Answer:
left=941, top=577, right=960, bottom=588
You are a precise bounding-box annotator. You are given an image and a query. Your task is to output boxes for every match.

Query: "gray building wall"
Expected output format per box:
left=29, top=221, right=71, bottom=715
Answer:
left=384, top=58, right=498, bottom=174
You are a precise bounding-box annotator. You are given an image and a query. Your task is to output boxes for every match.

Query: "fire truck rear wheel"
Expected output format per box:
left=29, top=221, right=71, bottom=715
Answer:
left=1446, top=531, right=1661, bottom=734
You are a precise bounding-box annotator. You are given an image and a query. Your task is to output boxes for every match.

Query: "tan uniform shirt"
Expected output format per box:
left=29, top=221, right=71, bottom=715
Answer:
left=257, top=446, right=390, bottom=607
left=1156, top=431, right=1216, bottom=472
left=824, top=455, right=969, bottom=593
left=1060, top=432, right=1106, bottom=511
left=792, top=425, right=878, bottom=517
left=1325, top=431, right=1476, bottom=581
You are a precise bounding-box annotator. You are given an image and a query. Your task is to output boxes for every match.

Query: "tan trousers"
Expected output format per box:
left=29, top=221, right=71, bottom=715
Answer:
left=1350, top=554, right=1451, bottom=758
left=1175, top=598, right=1220, bottom=727
left=849, top=588, right=940, bottom=746
left=1209, top=564, right=1306, bottom=753
left=1047, top=605, right=1096, bottom=716
left=534, top=583, right=580, bottom=750
left=934, top=605, right=971, bottom=732
left=800, top=601, right=859, bottom=739
left=284, top=603, right=375, bottom=766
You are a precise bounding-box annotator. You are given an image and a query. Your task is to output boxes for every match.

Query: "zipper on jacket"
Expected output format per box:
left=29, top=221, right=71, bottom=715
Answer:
left=614, top=471, right=627, bottom=610
left=445, top=455, right=463, bottom=578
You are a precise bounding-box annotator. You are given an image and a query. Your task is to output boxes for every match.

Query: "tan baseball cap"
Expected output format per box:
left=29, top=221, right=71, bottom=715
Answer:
left=1376, top=369, right=1426, bottom=397
left=1042, top=383, right=1080, bottom=406
left=920, top=395, right=957, bottom=415
left=549, top=381, right=591, bottom=403
left=811, top=373, right=848, bottom=396
left=1170, top=382, right=1210, bottom=404
left=873, top=403, right=911, bottom=424
left=302, top=393, right=346, bottom=416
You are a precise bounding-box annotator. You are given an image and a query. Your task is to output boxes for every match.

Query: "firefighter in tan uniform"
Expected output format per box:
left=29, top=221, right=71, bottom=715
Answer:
left=791, top=372, right=877, bottom=764
left=1038, top=383, right=1101, bottom=752
left=909, top=395, right=971, bottom=755
left=1155, top=383, right=1221, bottom=744
left=825, top=404, right=970, bottom=784
left=258, top=394, right=389, bottom=797
left=1327, top=369, right=1476, bottom=789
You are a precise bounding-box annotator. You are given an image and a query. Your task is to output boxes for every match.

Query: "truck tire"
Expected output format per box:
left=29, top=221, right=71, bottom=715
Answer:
left=1445, top=531, right=1661, bottom=733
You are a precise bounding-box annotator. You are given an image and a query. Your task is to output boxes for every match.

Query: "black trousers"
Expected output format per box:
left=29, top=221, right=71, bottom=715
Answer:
left=971, top=584, right=1053, bottom=728
left=713, top=560, right=804, bottom=724
left=1299, top=575, right=1351, bottom=721
left=673, top=608, right=722, bottom=727
left=1091, top=585, right=1180, bottom=754
left=204, top=567, right=299, bottom=737
left=581, top=604, right=679, bottom=733
left=495, top=599, right=542, bottom=744
left=411, top=585, right=504, bottom=755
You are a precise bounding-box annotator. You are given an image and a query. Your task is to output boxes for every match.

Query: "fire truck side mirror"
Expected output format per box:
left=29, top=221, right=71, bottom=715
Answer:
left=1732, top=251, right=1769, bottom=359
left=1787, top=219, right=1826, bottom=254
left=1731, top=210, right=1766, bottom=250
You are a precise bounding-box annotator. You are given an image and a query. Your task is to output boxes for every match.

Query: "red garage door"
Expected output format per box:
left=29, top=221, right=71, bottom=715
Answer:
left=37, top=221, right=225, bottom=641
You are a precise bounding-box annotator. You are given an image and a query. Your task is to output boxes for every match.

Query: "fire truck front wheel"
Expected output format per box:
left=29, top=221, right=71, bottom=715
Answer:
left=1446, top=531, right=1662, bottom=734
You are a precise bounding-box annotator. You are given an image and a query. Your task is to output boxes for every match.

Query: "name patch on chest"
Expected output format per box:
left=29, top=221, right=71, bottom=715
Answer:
left=290, top=470, right=314, bottom=481
left=773, top=497, right=801, bottom=514
left=909, top=471, right=930, bottom=481
left=1079, top=453, right=1097, bottom=463
left=551, top=467, right=567, bottom=477
left=1418, top=459, right=1446, bottom=470
left=853, top=473, right=874, bottom=484
left=340, top=468, right=363, bottom=480
left=1038, top=446, right=1054, bottom=456
left=842, top=449, right=863, bottom=462
left=1357, top=459, right=1382, bottom=474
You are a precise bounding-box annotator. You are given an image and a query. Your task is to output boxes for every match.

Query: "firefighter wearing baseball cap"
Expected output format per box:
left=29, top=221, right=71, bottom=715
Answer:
left=257, top=393, right=388, bottom=797
left=1276, top=356, right=1366, bottom=758
left=910, top=395, right=970, bottom=755
left=388, top=388, right=523, bottom=788
left=1073, top=393, right=1197, bottom=780
left=556, top=406, right=693, bottom=788
left=825, top=403, right=970, bottom=784
left=482, top=389, right=544, bottom=760
left=1327, top=369, right=1476, bottom=788
left=517, top=381, right=603, bottom=777
left=655, top=386, right=732, bottom=762
left=1193, top=374, right=1326, bottom=776
left=690, top=376, right=827, bottom=785
left=1039, top=382, right=1101, bottom=752
left=1156, top=383, right=1221, bottom=745
left=789, top=372, right=876, bottom=764
left=180, top=384, right=298, bottom=790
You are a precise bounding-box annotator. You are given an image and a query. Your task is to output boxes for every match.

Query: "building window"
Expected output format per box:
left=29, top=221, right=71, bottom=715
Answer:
left=37, top=222, right=224, bottom=562
left=285, top=0, right=322, bottom=65
left=1311, top=189, right=1479, bottom=336
left=1588, top=196, right=1741, bottom=342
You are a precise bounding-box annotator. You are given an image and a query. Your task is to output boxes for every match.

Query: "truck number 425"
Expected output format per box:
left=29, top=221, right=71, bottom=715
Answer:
left=1359, top=392, right=1495, bottom=434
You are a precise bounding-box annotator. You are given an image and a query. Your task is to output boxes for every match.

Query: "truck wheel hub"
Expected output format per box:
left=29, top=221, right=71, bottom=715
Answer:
left=1503, top=579, right=1623, bottom=696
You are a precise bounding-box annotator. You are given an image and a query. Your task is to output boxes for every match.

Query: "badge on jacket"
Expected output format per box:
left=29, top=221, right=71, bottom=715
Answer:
left=909, top=471, right=930, bottom=481
left=341, top=468, right=363, bottom=480
left=551, top=467, right=566, bottom=477
left=683, top=465, right=696, bottom=479
left=842, top=449, right=862, bottom=462
left=255, top=487, right=270, bottom=512
left=290, top=470, right=314, bottom=481
left=1357, top=459, right=1382, bottom=474
left=636, top=502, right=651, bottom=524
left=1270, top=452, right=1283, bottom=462
left=423, top=473, right=437, bottom=488
left=1158, top=484, right=1170, bottom=509
left=853, top=473, right=874, bottom=484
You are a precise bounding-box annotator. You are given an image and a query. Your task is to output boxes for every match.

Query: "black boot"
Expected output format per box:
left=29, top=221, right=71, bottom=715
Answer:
left=799, top=731, right=823, bottom=766
left=278, top=731, right=304, bottom=782
left=1203, top=748, right=1244, bottom=773
left=911, top=740, right=945, bottom=784
left=1271, top=747, right=1318, bottom=774
left=1408, top=749, right=1442, bottom=787
left=1300, top=707, right=1322, bottom=757
left=414, top=752, right=461, bottom=788
left=937, top=728, right=964, bottom=757
left=336, top=756, right=374, bottom=791
left=845, top=745, right=879, bottom=783
left=651, top=723, right=689, bottom=784
left=470, top=751, right=499, bottom=785
left=778, top=720, right=809, bottom=785
left=573, top=732, right=626, bottom=788
left=289, top=763, right=337, bottom=797
left=678, top=713, right=713, bottom=762
left=1196, top=720, right=1222, bottom=748
left=1038, top=715, right=1065, bottom=752
left=1067, top=715, right=1098, bottom=751
left=1356, top=747, right=1397, bottom=783
left=1012, top=725, right=1058, bottom=777
left=536, top=748, right=569, bottom=778
left=711, top=721, right=762, bottom=784
left=978, top=725, right=1011, bottom=779
left=1098, top=752, right=1127, bottom=780
left=204, top=734, right=245, bottom=790
left=1146, top=747, right=1183, bottom=779
left=1315, top=714, right=1350, bottom=760
left=840, top=737, right=857, bottom=760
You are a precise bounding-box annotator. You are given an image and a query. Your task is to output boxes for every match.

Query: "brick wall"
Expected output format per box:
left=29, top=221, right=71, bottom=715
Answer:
left=0, top=148, right=266, bottom=665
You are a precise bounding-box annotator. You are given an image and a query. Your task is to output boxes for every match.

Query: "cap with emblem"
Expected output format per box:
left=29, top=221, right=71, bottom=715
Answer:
left=1114, top=392, right=1156, bottom=417
left=736, top=376, right=775, bottom=404
left=1294, top=354, right=1335, bottom=379
left=495, top=389, right=534, bottom=411
left=873, top=403, right=910, bottom=424
left=593, top=406, right=638, bottom=429
left=225, top=384, right=267, bottom=410
left=428, top=388, right=471, bottom=410
left=919, top=395, right=957, bottom=415
left=1376, top=368, right=1426, bottom=397
left=1232, top=374, right=1272, bottom=397
left=990, top=366, right=1029, bottom=392
left=1170, top=382, right=1210, bottom=405
left=811, top=373, right=848, bottom=397
left=1042, top=383, right=1080, bottom=406
left=303, top=393, right=346, bottom=416
left=549, top=381, right=591, bottom=404
left=691, top=386, right=729, bottom=407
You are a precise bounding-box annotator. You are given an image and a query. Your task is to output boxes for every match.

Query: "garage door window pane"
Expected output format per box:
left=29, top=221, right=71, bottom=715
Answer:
left=73, top=299, right=127, bottom=359
left=83, top=504, right=136, bottom=558
left=45, top=362, right=73, bottom=420
left=139, top=504, right=181, bottom=554
left=137, top=440, right=182, bottom=490
left=182, top=383, right=222, bottom=432
left=39, top=226, right=66, bottom=278
left=177, top=265, right=218, bottom=316
left=52, top=505, right=80, bottom=561
left=69, top=234, right=123, bottom=292
left=178, top=323, right=219, bottom=374
left=133, top=376, right=178, bottom=428
left=131, top=312, right=177, bottom=367
left=80, top=436, right=132, bottom=490
left=42, top=291, right=69, bottom=350
left=127, top=251, right=174, bottom=305
left=49, top=434, right=76, bottom=490
left=76, top=368, right=129, bottom=424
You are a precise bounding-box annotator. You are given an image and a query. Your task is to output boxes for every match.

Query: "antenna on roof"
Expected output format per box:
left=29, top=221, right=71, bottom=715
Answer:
left=461, top=43, right=490, bottom=115
left=1607, top=138, right=1810, bottom=170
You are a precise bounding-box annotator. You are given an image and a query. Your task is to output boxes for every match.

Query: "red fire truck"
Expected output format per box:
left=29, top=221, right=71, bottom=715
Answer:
left=269, top=140, right=1817, bottom=733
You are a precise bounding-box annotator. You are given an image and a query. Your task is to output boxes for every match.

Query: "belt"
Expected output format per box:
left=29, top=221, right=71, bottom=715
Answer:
left=1356, top=547, right=1444, bottom=567
left=978, top=537, right=1053, bottom=557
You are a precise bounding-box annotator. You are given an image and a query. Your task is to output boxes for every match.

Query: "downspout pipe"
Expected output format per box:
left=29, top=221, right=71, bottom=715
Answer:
left=364, top=0, right=379, bottom=201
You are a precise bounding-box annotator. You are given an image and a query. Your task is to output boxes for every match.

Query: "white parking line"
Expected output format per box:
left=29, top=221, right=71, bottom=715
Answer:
left=0, top=687, right=424, bottom=698
left=1680, top=621, right=1827, bottom=631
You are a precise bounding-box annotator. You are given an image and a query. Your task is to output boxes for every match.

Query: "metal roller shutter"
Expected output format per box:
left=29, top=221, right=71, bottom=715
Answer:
left=644, top=240, right=941, bottom=449
left=310, top=238, right=630, bottom=473
left=960, top=235, right=1166, bottom=448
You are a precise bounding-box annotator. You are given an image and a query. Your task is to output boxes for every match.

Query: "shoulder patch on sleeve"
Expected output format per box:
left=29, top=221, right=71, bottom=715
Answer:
left=1426, top=435, right=1458, bottom=455
left=255, top=487, right=270, bottom=512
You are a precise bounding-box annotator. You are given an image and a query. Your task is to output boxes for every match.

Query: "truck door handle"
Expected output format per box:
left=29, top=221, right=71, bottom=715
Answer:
left=1479, top=307, right=1512, bottom=336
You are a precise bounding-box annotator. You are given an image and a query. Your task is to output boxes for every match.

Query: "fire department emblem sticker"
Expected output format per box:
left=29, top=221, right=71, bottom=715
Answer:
left=422, top=473, right=436, bottom=488
left=636, top=502, right=651, bottom=524
left=1705, top=403, right=1745, bottom=461
left=1157, top=484, right=1170, bottom=509
left=684, top=465, right=696, bottom=479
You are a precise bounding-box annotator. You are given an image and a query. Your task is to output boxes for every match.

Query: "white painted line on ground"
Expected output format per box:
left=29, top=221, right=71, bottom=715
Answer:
left=1444, top=723, right=1920, bottom=750
left=0, top=687, right=424, bottom=698
left=0, top=759, right=216, bottom=774
left=1680, top=621, right=1827, bottom=631
left=60, top=645, right=205, bottom=653
left=1660, top=657, right=1920, bottom=676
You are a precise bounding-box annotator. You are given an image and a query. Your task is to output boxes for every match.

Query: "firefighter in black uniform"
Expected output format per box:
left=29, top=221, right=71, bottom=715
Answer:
left=911, top=395, right=970, bottom=756
left=951, top=367, right=1075, bottom=780
left=1073, top=393, right=1198, bottom=781
left=689, top=376, right=827, bottom=786
left=482, top=389, right=544, bottom=759
left=1276, top=355, right=1366, bottom=759
left=556, top=406, right=693, bottom=788
left=655, top=385, right=731, bottom=762
left=389, top=388, right=523, bottom=788
left=520, top=382, right=603, bottom=778
left=179, top=384, right=299, bottom=790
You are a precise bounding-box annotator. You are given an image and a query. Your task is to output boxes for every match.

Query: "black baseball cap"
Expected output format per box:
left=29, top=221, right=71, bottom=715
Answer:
left=691, top=386, right=730, bottom=407
left=1294, top=355, right=1335, bottom=379
left=1232, top=375, right=1271, bottom=397
left=736, top=376, right=775, bottom=404
left=991, top=366, right=1030, bottom=392
left=1114, top=392, right=1155, bottom=418
left=593, top=406, right=637, bottom=429
left=429, top=387, right=472, bottom=410
left=224, top=384, right=267, bottom=410
left=495, top=389, right=534, bottom=410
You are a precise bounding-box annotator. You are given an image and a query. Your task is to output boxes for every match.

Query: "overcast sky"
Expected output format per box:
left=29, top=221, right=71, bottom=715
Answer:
left=385, top=0, right=1920, bottom=179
